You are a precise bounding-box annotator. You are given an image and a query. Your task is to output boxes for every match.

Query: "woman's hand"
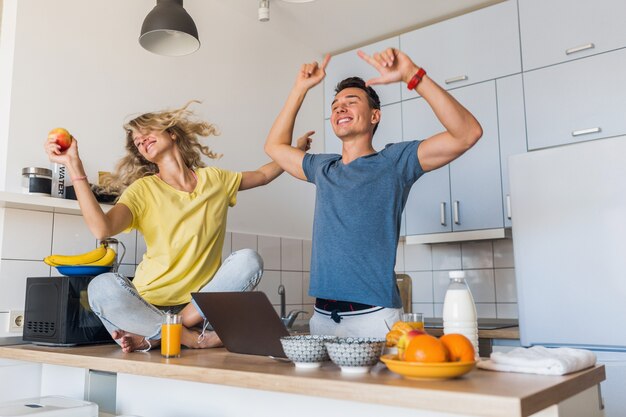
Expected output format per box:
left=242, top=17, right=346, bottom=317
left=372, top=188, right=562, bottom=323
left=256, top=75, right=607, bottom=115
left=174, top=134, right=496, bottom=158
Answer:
left=295, top=131, right=314, bottom=152
left=294, top=55, right=331, bottom=93
left=44, top=134, right=80, bottom=166
left=357, top=48, right=420, bottom=87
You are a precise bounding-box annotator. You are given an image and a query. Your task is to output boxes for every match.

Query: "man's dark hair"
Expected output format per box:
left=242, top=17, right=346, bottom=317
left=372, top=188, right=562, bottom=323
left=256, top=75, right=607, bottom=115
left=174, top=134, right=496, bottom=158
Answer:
left=335, top=77, right=381, bottom=134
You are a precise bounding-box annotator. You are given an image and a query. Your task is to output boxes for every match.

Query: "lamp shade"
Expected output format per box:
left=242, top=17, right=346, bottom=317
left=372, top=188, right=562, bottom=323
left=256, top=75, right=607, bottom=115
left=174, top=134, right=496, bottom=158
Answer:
left=139, top=0, right=200, bottom=57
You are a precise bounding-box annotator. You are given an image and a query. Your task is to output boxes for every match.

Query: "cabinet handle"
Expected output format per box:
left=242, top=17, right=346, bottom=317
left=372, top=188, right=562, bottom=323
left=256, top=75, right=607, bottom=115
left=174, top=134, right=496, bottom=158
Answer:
left=571, top=127, right=601, bottom=137
left=565, top=43, right=595, bottom=55
left=506, top=194, right=512, bottom=220
left=453, top=201, right=460, bottom=225
left=440, top=202, right=447, bottom=226
left=445, top=75, right=468, bottom=85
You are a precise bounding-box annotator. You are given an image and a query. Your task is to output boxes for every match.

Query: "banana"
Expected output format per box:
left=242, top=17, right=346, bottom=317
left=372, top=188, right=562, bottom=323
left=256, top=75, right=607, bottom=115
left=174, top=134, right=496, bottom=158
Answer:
left=44, top=244, right=108, bottom=267
left=84, top=247, right=116, bottom=266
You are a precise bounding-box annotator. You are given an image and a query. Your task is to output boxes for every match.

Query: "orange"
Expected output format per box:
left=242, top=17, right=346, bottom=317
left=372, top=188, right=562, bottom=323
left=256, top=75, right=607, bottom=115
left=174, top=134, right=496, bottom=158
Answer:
left=440, top=333, right=475, bottom=362
left=404, top=334, right=449, bottom=363
left=385, top=329, right=403, bottom=347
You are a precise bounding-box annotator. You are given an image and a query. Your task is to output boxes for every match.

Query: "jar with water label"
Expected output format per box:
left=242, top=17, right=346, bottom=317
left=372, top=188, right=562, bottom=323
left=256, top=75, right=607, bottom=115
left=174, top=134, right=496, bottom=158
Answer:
left=442, top=270, right=479, bottom=359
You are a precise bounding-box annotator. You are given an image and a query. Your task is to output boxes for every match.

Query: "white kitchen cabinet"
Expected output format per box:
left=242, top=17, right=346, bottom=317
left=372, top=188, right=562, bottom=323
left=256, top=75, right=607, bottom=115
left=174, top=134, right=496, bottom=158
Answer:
left=400, top=0, right=521, bottom=100
left=323, top=37, right=401, bottom=119
left=402, top=97, right=452, bottom=235
left=496, top=74, right=527, bottom=227
left=524, top=48, right=626, bottom=150
left=448, top=82, right=502, bottom=232
left=518, top=0, right=626, bottom=71
left=404, top=81, right=502, bottom=235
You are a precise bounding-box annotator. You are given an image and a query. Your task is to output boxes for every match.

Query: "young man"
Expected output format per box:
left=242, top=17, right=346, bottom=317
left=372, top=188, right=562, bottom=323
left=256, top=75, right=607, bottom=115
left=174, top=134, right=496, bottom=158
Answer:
left=265, top=48, right=482, bottom=337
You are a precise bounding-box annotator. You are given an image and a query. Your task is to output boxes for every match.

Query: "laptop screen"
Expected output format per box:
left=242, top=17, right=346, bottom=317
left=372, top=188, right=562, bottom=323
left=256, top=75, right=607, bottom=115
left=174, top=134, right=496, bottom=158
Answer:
left=191, top=292, right=289, bottom=357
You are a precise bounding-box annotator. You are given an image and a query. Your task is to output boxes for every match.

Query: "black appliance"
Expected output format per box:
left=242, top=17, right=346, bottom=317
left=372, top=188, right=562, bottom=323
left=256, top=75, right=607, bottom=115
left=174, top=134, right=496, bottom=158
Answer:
left=23, top=276, right=112, bottom=346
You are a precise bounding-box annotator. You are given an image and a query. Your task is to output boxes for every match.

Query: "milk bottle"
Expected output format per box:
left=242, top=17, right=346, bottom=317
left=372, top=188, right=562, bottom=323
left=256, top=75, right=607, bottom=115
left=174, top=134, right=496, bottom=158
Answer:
left=442, top=270, right=479, bottom=360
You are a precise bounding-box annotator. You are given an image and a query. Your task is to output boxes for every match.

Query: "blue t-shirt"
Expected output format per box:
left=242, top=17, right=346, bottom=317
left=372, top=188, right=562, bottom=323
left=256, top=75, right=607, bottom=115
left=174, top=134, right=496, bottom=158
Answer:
left=302, top=140, right=425, bottom=308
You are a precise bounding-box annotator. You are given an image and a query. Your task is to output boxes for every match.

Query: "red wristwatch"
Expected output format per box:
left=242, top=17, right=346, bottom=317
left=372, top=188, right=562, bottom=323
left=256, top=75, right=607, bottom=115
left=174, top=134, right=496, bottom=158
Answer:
left=407, top=68, right=426, bottom=90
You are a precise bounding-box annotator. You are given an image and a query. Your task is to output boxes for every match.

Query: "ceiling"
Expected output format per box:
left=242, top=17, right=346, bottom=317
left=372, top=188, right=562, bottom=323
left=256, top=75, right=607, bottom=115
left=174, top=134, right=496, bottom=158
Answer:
left=225, top=0, right=504, bottom=55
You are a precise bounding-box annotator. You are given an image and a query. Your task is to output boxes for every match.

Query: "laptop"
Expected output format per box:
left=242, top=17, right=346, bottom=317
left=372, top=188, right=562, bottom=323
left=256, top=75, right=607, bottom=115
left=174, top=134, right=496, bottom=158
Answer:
left=191, top=291, right=289, bottom=358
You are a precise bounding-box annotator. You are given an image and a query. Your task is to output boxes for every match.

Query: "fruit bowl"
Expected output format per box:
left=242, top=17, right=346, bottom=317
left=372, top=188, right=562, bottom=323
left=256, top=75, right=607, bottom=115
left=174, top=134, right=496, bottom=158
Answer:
left=380, top=354, right=477, bottom=380
left=280, top=335, right=337, bottom=369
left=55, top=265, right=113, bottom=277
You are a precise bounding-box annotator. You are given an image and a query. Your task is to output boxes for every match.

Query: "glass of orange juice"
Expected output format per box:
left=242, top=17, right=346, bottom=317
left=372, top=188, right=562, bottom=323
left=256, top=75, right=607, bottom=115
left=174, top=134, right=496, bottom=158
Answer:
left=161, top=312, right=182, bottom=358
left=400, top=312, right=424, bottom=330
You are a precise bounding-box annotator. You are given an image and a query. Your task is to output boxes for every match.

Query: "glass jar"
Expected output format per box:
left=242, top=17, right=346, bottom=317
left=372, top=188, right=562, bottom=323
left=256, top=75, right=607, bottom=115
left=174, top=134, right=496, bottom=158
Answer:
left=21, top=167, right=52, bottom=195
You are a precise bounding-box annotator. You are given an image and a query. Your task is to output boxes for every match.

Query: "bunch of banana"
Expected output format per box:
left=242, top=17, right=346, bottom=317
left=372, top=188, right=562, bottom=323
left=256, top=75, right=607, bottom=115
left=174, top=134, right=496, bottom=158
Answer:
left=44, top=243, right=116, bottom=267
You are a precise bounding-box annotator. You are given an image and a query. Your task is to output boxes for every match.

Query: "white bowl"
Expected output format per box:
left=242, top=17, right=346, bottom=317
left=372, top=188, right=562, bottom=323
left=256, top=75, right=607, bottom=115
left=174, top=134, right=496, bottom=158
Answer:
left=325, top=337, right=386, bottom=373
left=280, top=335, right=337, bottom=369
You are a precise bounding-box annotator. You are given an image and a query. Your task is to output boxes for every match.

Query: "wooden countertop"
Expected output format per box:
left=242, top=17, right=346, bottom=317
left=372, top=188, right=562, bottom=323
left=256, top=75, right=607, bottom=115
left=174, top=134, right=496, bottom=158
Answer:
left=0, top=344, right=604, bottom=417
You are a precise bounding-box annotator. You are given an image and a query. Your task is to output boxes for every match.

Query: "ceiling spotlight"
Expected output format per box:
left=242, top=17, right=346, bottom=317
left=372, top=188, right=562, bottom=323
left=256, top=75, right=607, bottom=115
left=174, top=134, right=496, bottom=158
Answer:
left=139, top=0, right=200, bottom=57
left=259, top=0, right=270, bottom=22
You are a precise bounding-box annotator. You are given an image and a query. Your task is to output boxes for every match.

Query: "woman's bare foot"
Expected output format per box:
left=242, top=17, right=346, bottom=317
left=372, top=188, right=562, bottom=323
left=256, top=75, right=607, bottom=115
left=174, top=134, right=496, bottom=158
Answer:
left=181, top=327, right=222, bottom=349
left=111, top=330, right=159, bottom=353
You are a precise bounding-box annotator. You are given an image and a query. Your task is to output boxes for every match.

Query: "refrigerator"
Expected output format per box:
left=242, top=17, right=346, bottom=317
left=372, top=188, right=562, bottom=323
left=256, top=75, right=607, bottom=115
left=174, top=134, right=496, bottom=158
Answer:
left=509, top=135, right=626, bottom=417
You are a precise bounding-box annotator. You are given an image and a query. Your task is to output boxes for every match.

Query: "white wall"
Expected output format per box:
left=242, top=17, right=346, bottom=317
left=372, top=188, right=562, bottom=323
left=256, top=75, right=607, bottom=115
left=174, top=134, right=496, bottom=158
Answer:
left=0, top=0, right=323, bottom=239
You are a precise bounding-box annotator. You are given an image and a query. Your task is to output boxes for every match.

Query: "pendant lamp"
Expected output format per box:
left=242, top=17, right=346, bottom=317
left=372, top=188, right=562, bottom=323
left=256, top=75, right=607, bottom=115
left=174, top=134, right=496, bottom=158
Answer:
left=139, top=0, right=200, bottom=57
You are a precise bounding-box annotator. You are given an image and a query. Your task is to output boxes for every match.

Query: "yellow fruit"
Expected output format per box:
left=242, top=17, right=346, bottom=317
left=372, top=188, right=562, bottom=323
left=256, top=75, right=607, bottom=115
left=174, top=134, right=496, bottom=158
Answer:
left=44, top=245, right=108, bottom=266
left=84, top=247, right=116, bottom=266
left=391, top=321, right=414, bottom=333
left=386, top=329, right=403, bottom=347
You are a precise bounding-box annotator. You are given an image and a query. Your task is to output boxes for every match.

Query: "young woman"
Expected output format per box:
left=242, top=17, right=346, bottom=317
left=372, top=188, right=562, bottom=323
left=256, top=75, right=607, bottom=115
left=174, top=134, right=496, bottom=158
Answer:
left=44, top=102, right=312, bottom=353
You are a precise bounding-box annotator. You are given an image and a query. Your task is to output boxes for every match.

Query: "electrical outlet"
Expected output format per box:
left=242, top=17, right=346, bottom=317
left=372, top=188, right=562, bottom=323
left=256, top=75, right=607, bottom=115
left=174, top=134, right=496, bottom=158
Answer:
left=9, top=310, right=24, bottom=332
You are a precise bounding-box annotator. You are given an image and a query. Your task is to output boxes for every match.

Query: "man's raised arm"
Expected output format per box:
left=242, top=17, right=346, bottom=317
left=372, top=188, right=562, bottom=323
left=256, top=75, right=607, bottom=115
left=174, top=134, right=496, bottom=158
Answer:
left=358, top=48, right=482, bottom=172
left=265, top=55, right=331, bottom=180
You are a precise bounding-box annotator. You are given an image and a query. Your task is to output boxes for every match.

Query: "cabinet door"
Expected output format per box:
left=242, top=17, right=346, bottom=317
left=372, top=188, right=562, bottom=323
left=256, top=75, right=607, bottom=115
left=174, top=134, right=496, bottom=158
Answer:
left=519, top=0, right=626, bottom=71
left=496, top=74, right=527, bottom=227
left=403, top=97, right=452, bottom=235
left=323, top=37, right=401, bottom=119
left=449, top=81, right=503, bottom=232
left=524, top=48, right=626, bottom=150
left=400, top=0, right=521, bottom=100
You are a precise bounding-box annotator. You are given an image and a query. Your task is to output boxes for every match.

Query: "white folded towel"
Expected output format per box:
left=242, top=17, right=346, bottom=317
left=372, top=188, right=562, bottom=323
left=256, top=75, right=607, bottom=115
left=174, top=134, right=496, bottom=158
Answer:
left=477, top=346, right=596, bottom=375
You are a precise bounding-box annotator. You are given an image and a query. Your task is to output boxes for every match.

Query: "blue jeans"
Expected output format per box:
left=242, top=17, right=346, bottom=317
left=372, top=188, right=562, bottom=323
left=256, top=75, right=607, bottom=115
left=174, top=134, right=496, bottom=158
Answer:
left=88, top=249, right=264, bottom=340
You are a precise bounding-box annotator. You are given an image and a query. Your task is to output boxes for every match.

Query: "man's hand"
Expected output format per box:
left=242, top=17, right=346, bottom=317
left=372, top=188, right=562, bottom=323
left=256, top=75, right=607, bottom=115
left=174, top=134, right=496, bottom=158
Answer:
left=295, top=55, right=331, bottom=92
left=295, top=130, right=314, bottom=152
left=357, top=48, right=420, bottom=87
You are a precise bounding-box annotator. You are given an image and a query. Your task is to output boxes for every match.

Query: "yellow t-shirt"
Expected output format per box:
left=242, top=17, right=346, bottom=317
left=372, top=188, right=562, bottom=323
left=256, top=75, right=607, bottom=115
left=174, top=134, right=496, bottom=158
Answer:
left=118, top=167, right=242, bottom=306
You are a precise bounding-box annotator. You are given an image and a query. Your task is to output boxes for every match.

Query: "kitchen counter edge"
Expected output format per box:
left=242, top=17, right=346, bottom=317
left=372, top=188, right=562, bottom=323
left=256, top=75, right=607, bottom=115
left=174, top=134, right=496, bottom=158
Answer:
left=0, top=344, right=604, bottom=417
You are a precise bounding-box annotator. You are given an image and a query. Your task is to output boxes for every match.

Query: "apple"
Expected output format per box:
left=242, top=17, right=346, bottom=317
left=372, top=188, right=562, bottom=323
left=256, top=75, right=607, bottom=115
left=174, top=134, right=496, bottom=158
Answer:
left=48, top=127, right=72, bottom=151
left=396, top=329, right=427, bottom=360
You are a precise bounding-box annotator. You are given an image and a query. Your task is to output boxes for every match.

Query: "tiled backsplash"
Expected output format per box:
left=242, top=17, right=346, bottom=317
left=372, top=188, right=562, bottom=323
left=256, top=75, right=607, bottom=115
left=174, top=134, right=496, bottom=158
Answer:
left=396, top=239, right=517, bottom=320
left=0, top=207, right=517, bottom=336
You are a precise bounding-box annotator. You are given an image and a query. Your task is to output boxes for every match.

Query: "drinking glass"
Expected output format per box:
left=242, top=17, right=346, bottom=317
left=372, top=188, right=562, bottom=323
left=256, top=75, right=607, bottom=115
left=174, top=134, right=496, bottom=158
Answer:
left=400, top=312, right=424, bottom=330
left=161, top=313, right=182, bottom=358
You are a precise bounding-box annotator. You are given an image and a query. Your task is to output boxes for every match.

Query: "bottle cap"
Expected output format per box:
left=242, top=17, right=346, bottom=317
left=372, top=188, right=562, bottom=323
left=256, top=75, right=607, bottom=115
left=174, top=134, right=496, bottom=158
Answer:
left=449, top=270, right=466, bottom=278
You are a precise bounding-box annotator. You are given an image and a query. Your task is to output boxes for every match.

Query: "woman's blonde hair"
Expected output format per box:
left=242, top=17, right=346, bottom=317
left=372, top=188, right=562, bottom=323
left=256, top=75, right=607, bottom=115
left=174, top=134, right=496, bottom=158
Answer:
left=100, top=100, right=220, bottom=194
